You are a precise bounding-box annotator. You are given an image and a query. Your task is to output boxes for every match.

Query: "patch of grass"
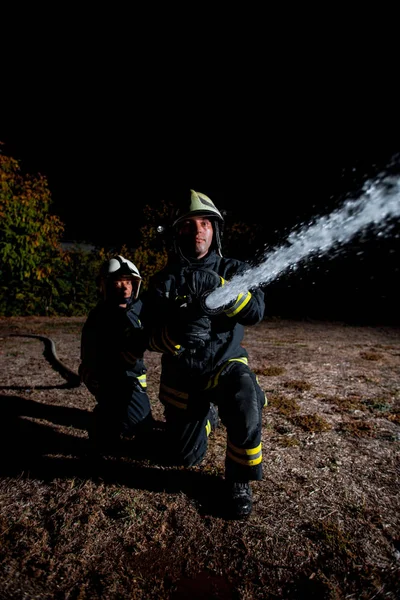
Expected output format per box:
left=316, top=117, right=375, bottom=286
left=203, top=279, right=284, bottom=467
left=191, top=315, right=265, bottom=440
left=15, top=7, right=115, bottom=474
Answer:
left=290, top=414, right=332, bottom=432
left=362, top=396, right=392, bottom=413
left=324, top=395, right=366, bottom=412
left=283, top=380, right=312, bottom=392
left=305, top=519, right=356, bottom=559
left=253, top=365, right=285, bottom=376
left=338, top=420, right=377, bottom=438
left=359, top=351, right=382, bottom=361
left=387, top=412, right=400, bottom=425
left=278, top=436, right=300, bottom=447
left=268, top=393, right=300, bottom=415
left=2, top=317, right=400, bottom=600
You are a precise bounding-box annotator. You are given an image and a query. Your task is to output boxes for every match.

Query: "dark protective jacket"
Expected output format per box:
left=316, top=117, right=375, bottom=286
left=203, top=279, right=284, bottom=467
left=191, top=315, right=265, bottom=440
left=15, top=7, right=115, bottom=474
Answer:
left=79, top=298, right=147, bottom=394
left=144, top=249, right=265, bottom=387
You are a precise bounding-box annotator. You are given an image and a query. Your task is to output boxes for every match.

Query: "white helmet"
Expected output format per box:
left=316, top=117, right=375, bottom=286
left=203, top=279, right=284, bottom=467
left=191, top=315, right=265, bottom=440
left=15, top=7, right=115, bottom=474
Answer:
left=99, top=255, right=142, bottom=299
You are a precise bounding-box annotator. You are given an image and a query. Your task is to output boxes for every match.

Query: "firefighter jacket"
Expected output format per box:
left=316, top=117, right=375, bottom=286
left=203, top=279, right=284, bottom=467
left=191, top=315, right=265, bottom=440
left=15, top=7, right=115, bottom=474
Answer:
left=79, top=298, right=147, bottom=395
left=144, top=249, right=265, bottom=388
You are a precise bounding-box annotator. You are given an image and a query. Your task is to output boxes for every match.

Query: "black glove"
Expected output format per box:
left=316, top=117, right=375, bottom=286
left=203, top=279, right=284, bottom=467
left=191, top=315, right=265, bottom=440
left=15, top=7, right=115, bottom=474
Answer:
left=187, top=268, right=252, bottom=318
left=185, top=268, right=224, bottom=316
left=179, top=316, right=212, bottom=350
left=171, top=286, right=212, bottom=350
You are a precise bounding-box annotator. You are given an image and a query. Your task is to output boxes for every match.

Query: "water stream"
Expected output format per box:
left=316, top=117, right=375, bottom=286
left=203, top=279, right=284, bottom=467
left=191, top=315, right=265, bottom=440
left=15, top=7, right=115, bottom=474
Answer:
left=206, top=171, right=400, bottom=310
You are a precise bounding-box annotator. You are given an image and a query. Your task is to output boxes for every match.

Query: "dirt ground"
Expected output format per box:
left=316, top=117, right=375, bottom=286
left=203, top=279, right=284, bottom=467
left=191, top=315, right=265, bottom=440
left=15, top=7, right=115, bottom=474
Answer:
left=0, top=316, right=399, bottom=599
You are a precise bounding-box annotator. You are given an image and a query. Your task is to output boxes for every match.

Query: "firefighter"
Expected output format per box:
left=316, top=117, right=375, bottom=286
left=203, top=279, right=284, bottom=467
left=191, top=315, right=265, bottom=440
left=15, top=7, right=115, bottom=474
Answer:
left=79, top=255, right=153, bottom=456
left=144, top=190, right=267, bottom=518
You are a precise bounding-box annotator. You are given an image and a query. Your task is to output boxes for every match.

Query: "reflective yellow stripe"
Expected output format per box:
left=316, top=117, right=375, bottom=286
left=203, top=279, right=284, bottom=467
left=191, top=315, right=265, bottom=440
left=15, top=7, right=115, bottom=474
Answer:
left=227, top=439, right=262, bottom=466
left=228, top=440, right=262, bottom=456
left=205, top=356, right=249, bottom=390
left=205, top=419, right=211, bottom=436
left=226, top=450, right=263, bottom=466
left=231, top=357, right=248, bottom=366
left=224, top=291, right=252, bottom=317
left=137, top=374, right=147, bottom=388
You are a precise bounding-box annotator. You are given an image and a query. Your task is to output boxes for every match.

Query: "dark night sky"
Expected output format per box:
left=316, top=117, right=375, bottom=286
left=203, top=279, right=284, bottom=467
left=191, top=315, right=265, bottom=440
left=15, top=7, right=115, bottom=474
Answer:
left=1, top=39, right=400, bottom=250
left=1, top=24, right=400, bottom=324
left=2, top=117, right=400, bottom=248
left=2, top=3, right=400, bottom=249
left=1, top=16, right=399, bottom=322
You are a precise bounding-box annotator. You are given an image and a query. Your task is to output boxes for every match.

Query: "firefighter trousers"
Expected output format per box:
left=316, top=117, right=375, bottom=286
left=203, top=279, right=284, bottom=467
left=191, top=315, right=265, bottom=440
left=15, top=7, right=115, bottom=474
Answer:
left=160, top=360, right=267, bottom=481
left=90, top=374, right=152, bottom=452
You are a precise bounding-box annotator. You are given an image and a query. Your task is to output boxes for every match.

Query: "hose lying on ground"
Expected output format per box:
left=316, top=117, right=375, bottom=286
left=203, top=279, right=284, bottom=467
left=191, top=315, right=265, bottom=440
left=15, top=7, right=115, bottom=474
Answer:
left=7, top=334, right=81, bottom=388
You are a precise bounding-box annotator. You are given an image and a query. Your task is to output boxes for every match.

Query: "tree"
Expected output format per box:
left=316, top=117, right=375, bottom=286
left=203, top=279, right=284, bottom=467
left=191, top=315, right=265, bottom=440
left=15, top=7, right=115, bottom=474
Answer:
left=0, top=143, right=67, bottom=315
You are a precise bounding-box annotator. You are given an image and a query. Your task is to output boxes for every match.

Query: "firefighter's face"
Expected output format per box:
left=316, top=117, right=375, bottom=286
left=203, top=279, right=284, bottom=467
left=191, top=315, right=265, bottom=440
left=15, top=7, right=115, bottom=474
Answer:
left=177, top=216, right=214, bottom=258
left=110, top=277, right=133, bottom=306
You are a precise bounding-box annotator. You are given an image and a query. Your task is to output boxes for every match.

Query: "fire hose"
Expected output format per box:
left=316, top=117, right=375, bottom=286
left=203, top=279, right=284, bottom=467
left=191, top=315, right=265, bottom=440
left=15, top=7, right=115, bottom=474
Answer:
left=6, top=334, right=81, bottom=388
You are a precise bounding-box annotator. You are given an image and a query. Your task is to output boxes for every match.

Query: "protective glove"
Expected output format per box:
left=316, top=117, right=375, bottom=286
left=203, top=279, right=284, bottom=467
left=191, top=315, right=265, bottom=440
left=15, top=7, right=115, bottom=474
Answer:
left=185, top=268, right=225, bottom=316
left=186, top=268, right=252, bottom=318
left=220, top=289, right=252, bottom=317
left=178, top=316, right=212, bottom=350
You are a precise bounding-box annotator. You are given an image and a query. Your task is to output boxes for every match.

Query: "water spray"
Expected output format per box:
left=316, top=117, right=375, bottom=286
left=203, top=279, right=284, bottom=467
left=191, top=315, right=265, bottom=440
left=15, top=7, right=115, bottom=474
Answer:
left=205, top=172, right=400, bottom=311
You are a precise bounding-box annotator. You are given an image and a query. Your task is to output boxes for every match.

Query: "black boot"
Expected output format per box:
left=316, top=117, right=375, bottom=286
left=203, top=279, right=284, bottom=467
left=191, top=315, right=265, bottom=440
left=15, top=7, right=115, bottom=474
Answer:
left=227, top=481, right=253, bottom=519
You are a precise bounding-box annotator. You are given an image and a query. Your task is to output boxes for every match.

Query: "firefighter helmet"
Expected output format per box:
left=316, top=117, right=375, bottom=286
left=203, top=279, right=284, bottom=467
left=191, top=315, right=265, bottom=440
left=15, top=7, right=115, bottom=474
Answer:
left=98, top=255, right=142, bottom=300
left=172, top=189, right=224, bottom=256
left=173, top=189, right=224, bottom=227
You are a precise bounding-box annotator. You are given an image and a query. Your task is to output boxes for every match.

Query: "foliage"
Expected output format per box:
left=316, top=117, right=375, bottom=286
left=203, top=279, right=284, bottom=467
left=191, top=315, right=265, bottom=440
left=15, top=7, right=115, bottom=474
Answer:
left=0, top=143, right=257, bottom=316
left=0, top=145, right=66, bottom=315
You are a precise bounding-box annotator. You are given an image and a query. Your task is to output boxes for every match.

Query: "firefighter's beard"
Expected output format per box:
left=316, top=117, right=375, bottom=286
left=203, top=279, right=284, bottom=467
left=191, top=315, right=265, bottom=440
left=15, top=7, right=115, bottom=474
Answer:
left=179, top=236, right=209, bottom=260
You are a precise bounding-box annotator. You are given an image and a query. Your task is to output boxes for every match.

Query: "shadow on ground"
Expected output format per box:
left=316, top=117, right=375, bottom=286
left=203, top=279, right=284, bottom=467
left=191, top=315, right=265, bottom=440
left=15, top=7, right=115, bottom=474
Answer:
left=0, top=393, right=227, bottom=518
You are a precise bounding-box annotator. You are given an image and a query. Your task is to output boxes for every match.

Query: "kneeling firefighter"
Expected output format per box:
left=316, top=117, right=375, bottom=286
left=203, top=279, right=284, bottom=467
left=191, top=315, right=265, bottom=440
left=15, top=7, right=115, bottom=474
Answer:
left=79, top=255, right=153, bottom=455
left=144, top=190, right=267, bottom=518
